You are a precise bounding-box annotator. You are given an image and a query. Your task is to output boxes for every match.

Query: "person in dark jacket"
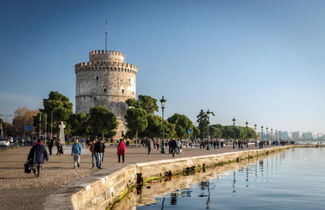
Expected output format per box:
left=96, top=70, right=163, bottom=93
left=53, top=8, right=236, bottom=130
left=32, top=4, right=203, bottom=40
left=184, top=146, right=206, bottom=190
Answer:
left=94, top=139, right=105, bottom=169
left=89, top=139, right=97, bottom=168
left=170, top=139, right=177, bottom=157
left=47, top=139, right=54, bottom=155
left=27, top=139, right=49, bottom=177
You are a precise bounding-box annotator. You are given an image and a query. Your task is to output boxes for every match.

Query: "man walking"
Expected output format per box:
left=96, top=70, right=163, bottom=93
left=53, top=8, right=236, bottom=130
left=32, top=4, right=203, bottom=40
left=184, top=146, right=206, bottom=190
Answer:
left=170, top=139, right=177, bottom=157
left=89, top=139, right=97, bottom=168
left=47, top=139, right=53, bottom=155
left=71, top=139, right=82, bottom=169
left=27, top=139, right=49, bottom=177
left=94, top=138, right=105, bottom=169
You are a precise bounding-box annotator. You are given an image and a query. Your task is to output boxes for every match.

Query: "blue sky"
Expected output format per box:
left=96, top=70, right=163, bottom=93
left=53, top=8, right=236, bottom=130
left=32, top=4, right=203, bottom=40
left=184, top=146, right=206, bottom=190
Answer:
left=0, top=0, right=324, bottom=133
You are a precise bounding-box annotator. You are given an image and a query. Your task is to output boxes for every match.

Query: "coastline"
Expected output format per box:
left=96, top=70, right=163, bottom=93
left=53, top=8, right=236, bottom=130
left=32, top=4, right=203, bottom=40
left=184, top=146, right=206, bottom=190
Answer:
left=44, top=145, right=300, bottom=210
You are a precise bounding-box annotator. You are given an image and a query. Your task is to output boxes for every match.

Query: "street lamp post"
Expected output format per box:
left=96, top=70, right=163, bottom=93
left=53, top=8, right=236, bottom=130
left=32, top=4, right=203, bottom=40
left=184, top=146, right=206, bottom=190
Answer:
left=261, top=126, right=264, bottom=148
left=271, top=128, right=273, bottom=144
left=266, top=127, right=269, bottom=145
left=206, top=110, right=215, bottom=150
left=160, top=96, right=166, bottom=154
left=232, top=118, right=236, bottom=149
left=245, top=121, right=248, bottom=148
left=254, top=124, right=257, bottom=147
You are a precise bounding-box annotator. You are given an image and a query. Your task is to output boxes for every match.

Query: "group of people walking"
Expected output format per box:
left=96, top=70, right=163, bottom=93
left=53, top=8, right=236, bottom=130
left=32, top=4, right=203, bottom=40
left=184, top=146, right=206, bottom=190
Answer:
left=26, top=138, right=127, bottom=177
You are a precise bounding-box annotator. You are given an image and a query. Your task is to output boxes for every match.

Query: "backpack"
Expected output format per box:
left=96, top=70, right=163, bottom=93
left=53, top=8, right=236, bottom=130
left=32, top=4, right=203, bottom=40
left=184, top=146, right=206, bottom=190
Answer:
left=24, top=160, right=32, bottom=173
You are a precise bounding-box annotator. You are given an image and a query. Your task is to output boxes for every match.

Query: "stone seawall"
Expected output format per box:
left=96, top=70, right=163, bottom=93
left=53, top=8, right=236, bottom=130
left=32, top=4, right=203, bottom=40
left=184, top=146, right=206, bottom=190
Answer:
left=44, top=146, right=294, bottom=210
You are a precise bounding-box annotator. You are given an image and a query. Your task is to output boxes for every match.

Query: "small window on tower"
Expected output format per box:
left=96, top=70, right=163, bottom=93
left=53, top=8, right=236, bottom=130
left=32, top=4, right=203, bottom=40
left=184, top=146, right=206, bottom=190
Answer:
left=129, top=78, right=131, bottom=82
left=96, top=76, right=98, bottom=80
left=122, top=89, right=125, bottom=94
left=121, top=131, right=124, bottom=137
left=104, top=88, right=107, bottom=92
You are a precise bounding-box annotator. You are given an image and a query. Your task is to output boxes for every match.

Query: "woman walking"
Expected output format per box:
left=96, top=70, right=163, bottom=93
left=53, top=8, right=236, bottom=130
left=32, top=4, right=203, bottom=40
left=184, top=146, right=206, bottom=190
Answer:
left=27, top=139, right=49, bottom=177
left=117, top=139, right=126, bottom=163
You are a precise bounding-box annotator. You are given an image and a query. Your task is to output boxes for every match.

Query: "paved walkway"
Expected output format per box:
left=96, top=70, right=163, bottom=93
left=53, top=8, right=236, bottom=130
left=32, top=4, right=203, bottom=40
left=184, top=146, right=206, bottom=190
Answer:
left=0, top=144, right=270, bottom=210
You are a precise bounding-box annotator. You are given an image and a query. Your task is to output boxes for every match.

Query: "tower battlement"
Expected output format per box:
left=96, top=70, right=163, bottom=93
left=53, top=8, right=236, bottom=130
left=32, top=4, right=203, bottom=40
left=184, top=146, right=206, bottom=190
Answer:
left=89, top=50, right=124, bottom=63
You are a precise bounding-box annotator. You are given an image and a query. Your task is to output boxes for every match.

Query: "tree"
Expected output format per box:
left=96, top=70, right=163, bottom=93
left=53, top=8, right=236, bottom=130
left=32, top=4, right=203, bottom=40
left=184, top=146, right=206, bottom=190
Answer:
left=138, top=95, right=158, bottom=114
left=125, top=108, right=148, bottom=139
left=222, top=126, right=234, bottom=139
left=209, top=124, right=223, bottom=139
left=192, top=126, right=200, bottom=140
left=126, top=95, right=159, bottom=114
left=89, top=106, right=117, bottom=138
left=12, top=107, right=39, bottom=136
left=142, top=114, right=162, bottom=139
left=244, top=127, right=257, bottom=139
left=68, top=112, right=90, bottom=137
left=167, top=113, right=194, bottom=139
left=34, top=91, right=73, bottom=134
left=197, top=110, right=209, bottom=140
left=163, top=121, right=176, bottom=139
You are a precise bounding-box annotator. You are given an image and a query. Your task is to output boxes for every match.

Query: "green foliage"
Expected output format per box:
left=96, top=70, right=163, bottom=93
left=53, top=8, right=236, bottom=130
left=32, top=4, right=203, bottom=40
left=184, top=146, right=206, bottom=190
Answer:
left=125, top=99, right=139, bottom=108
left=89, top=106, right=117, bottom=138
left=197, top=110, right=209, bottom=139
left=125, top=108, right=148, bottom=138
left=192, top=126, right=200, bottom=140
left=34, top=91, right=73, bottom=134
left=163, top=122, right=176, bottom=139
left=68, top=112, right=90, bottom=137
left=126, top=95, right=158, bottom=114
left=167, top=113, right=194, bottom=139
left=138, top=95, right=158, bottom=114
left=221, top=125, right=257, bottom=140
left=142, top=114, right=162, bottom=139
left=209, top=124, right=223, bottom=139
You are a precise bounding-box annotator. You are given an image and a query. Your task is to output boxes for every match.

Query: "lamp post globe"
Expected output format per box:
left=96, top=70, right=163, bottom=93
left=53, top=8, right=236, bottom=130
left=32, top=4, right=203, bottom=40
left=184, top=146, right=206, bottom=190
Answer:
left=232, top=118, right=236, bottom=149
left=160, top=96, right=167, bottom=154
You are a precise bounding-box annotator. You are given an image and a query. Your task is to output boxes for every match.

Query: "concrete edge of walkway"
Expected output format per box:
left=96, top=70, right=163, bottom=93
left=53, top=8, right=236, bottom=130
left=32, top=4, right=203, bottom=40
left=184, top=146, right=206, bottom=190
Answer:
left=44, top=145, right=314, bottom=210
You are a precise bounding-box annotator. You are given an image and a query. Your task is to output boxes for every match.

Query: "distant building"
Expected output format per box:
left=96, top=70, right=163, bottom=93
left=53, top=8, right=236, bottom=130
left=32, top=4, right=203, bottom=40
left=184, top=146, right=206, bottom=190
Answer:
left=291, top=131, right=301, bottom=140
left=279, top=131, right=289, bottom=140
left=303, top=132, right=313, bottom=140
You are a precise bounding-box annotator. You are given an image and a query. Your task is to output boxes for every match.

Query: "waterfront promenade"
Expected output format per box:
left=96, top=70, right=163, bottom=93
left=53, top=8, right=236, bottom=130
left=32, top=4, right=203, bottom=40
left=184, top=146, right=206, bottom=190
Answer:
left=0, top=144, right=271, bottom=210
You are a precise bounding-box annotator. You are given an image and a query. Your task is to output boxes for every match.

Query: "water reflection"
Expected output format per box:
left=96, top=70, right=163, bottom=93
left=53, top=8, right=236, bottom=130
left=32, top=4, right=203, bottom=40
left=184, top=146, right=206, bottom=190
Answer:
left=112, top=154, right=272, bottom=210
left=110, top=148, right=325, bottom=210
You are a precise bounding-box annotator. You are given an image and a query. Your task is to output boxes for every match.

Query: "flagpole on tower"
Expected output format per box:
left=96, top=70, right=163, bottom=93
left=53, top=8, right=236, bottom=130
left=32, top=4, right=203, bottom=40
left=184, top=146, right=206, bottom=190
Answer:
left=105, top=19, right=108, bottom=51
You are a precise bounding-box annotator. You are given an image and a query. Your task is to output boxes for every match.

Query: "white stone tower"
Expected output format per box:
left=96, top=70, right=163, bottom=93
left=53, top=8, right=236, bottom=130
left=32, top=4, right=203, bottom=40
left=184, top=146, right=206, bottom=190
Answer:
left=75, top=50, right=138, bottom=138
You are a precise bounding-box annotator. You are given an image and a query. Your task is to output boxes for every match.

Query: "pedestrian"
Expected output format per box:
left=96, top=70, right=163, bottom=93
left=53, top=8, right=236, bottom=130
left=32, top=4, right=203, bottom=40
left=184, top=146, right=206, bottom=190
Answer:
left=71, top=139, right=82, bottom=169
left=56, top=139, right=63, bottom=155
left=47, top=139, right=54, bottom=155
left=27, top=139, right=49, bottom=177
left=117, top=139, right=126, bottom=163
left=146, top=138, right=152, bottom=156
left=89, top=139, right=97, bottom=168
left=94, top=138, right=105, bottom=169
left=170, top=139, right=177, bottom=157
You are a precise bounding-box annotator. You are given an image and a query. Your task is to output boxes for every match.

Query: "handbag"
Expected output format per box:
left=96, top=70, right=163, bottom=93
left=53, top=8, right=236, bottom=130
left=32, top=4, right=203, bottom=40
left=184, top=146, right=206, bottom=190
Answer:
left=24, top=160, right=32, bottom=173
